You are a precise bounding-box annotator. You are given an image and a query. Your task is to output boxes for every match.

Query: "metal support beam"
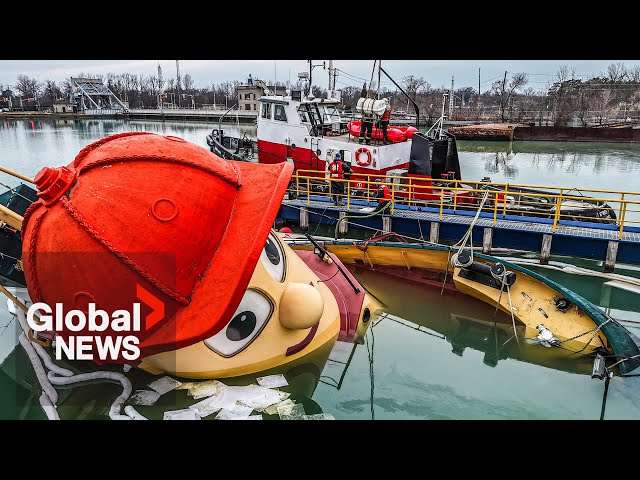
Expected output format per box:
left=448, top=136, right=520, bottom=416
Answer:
left=338, top=211, right=348, bottom=235
left=382, top=216, right=392, bottom=234
left=604, top=241, right=619, bottom=273
left=540, top=234, right=552, bottom=265
left=429, top=222, right=440, bottom=244
left=300, top=207, right=309, bottom=230
left=482, top=228, right=493, bottom=254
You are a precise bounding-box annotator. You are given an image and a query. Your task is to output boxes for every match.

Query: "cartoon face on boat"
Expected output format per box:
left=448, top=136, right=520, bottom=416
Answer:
left=20, top=133, right=344, bottom=379
left=139, top=229, right=343, bottom=378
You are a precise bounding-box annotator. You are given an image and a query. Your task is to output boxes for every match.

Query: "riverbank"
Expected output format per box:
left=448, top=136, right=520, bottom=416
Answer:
left=448, top=123, right=640, bottom=142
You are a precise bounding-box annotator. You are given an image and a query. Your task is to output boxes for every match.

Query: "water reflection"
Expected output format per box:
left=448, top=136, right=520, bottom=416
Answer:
left=351, top=267, right=594, bottom=375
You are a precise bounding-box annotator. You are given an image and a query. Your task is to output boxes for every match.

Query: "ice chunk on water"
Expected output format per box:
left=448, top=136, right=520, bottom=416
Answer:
left=303, top=413, right=335, bottom=420
left=256, top=374, right=288, bottom=388
left=188, top=380, right=224, bottom=399
left=189, top=395, right=222, bottom=418
left=147, top=376, right=182, bottom=395
left=215, top=404, right=254, bottom=420
left=163, top=409, right=201, bottom=420
left=129, top=390, right=161, bottom=406
left=278, top=403, right=306, bottom=420
left=262, top=399, right=295, bottom=416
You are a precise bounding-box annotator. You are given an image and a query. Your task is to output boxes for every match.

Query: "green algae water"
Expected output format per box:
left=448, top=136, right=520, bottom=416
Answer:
left=1, top=117, right=640, bottom=420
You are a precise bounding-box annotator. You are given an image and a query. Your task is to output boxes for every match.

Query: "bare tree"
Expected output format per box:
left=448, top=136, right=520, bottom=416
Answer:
left=14, top=74, right=42, bottom=98
left=183, top=74, right=194, bottom=93
left=607, top=62, right=628, bottom=83
left=492, top=72, right=528, bottom=122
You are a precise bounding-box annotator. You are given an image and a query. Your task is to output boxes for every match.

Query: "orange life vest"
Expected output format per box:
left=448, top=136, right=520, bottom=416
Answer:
left=377, top=184, right=391, bottom=203
left=381, top=109, right=391, bottom=122
left=329, top=160, right=344, bottom=179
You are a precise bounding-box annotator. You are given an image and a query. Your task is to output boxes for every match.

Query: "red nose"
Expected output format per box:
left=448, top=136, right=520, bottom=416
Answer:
left=34, top=166, right=77, bottom=206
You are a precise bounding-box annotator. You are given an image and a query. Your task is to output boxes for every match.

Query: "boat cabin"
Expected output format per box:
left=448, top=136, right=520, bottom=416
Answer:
left=256, top=91, right=412, bottom=180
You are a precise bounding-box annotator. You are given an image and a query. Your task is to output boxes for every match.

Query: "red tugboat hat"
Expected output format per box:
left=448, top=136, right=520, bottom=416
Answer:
left=22, top=132, right=293, bottom=359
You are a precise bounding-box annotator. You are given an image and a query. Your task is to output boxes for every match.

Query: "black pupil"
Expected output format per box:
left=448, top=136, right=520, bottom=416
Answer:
left=265, top=237, right=280, bottom=265
left=226, top=311, right=257, bottom=341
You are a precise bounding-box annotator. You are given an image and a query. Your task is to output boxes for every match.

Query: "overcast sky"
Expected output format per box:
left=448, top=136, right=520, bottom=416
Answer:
left=0, top=59, right=634, bottom=93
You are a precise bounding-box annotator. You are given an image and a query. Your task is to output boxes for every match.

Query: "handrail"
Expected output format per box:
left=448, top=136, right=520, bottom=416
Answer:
left=287, top=171, right=640, bottom=238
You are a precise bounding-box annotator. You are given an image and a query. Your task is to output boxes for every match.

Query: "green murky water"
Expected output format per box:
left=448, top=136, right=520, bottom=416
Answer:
left=1, top=118, right=640, bottom=420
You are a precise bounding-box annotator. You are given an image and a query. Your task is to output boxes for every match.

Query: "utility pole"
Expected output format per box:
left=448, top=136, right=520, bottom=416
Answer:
left=449, top=75, right=454, bottom=117
left=478, top=67, right=481, bottom=97
left=176, top=60, right=181, bottom=108
left=157, top=61, right=163, bottom=111
left=501, top=71, right=508, bottom=122
left=328, top=60, right=333, bottom=91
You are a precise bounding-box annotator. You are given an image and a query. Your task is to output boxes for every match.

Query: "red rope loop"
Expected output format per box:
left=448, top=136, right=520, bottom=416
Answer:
left=60, top=197, right=190, bottom=306
left=73, top=131, right=152, bottom=168
left=79, top=154, right=241, bottom=189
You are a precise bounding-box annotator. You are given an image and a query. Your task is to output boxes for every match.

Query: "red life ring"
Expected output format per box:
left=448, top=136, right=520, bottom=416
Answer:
left=355, top=147, right=372, bottom=166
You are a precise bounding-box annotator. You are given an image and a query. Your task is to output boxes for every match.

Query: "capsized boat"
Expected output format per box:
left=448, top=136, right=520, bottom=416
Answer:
left=282, top=233, right=640, bottom=375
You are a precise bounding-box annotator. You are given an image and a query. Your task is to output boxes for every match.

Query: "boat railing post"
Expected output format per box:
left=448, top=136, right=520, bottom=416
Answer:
left=391, top=182, right=395, bottom=215
left=619, top=200, right=628, bottom=240
left=408, top=177, right=413, bottom=208
left=307, top=176, right=311, bottom=206
left=439, top=187, right=444, bottom=221
left=367, top=175, right=370, bottom=204
left=453, top=184, right=458, bottom=213
left=502, top=184, right=509, bottom=218
left=493, top=192, right=498, bottom=226
left=296, top=175, right=300, bottom=200
left=347, top=178, right=351, bottom=209
left=618, top=193, right=625, bottom=230
left=552, top=190, right=562, bottom=233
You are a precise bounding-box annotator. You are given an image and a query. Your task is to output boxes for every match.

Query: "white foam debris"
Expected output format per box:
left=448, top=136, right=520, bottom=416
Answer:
left=303, top=413, right=335, bottom=420
left=147, top=376, right=183, bottom=395
left=188, top=380, right=224, bottom=399
left=163, top=409, right=201, bottom=420
left=278, top=403, right=306, bottom=420
left=238, top=387, right=286, bottom=411
left=175, top=381, right=199, bottom=390
left=262, top=399, right=295, bottom=416
left=256, top=374, right=289, bottom=388
left=215, top=404, right=254, bottom=420
left=129, top=390, right=161, bottom=406
left=246, top=415, right=263, bottom=420
left=188, top=395, right=223, bottom=418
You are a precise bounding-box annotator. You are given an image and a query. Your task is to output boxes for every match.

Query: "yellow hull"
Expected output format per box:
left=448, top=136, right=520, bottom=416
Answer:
left=292, top=242, right=608, bottom=355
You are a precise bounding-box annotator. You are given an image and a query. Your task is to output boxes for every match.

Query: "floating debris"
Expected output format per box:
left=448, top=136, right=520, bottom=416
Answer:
left=188, top=380, right=224, bottom=399
left=238, top=387, right=287, bottom=411
left=256, top=374, right=289, bottom=388
left=262, top=399, right=295, bottom=416
left=278, top=403, right=306, bottom=420
left=147, top=376, right=182, bottom=395
left=215, top=404, right=254, bottom=420
left=246, top=415, right=263, bottom=420
left=189, top=396, right=222, bottom=418
left=303, top=413, right=335, bottom=420
left=129, top=390, right=162, bottom=406
left=175, top=381, right=199, bottom=391
left=164, top=409, right=201, bottom=420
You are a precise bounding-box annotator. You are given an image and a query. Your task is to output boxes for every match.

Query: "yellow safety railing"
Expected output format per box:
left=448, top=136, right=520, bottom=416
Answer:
left=288, top=170, right=640, bottom=239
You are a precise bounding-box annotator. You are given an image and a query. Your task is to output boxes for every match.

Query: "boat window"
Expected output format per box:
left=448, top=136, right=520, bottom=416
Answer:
left=274, top=104, right=287, bottom=122
left=261, top=102, right=272, bottom=119
left=298, top=106, right=310, bottom=123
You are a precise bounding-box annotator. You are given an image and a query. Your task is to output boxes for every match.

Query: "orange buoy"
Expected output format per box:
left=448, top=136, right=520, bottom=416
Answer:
left=21, top=132, right=293, bottom=361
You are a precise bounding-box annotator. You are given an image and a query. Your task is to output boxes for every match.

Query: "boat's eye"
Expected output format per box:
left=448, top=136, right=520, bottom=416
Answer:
left=204, top=289, right=273, bottom=357
left=260, top=231, right=285, bottom=282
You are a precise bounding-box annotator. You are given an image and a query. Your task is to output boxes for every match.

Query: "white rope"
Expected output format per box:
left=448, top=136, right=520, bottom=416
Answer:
left=450, top=190, right=490, bottom=268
